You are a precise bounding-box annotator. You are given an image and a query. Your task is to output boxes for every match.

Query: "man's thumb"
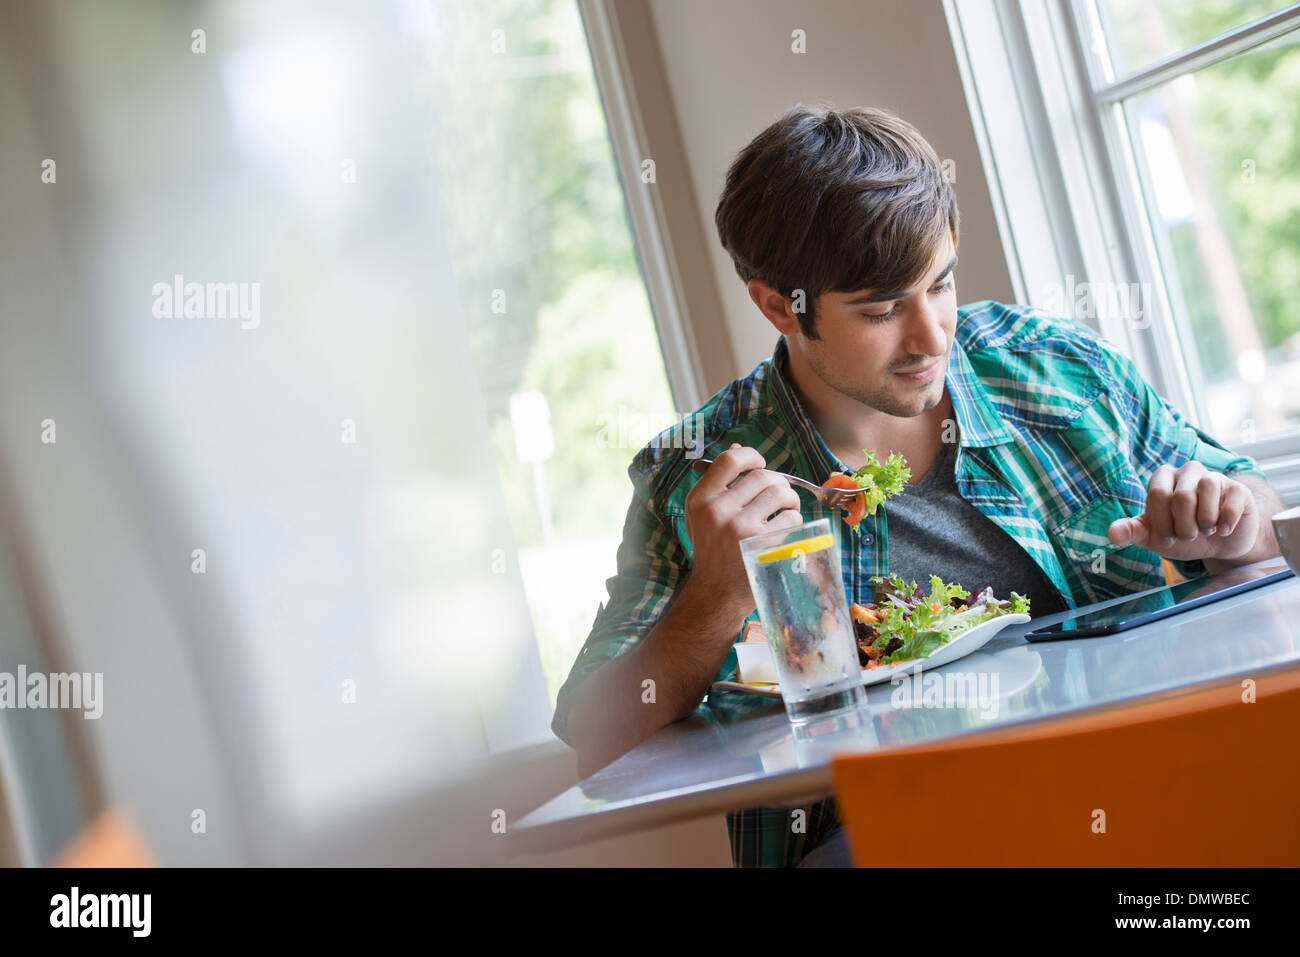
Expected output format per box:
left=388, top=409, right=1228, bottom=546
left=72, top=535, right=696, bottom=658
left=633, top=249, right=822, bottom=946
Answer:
left=1109, top=515, right=1149, bottom=547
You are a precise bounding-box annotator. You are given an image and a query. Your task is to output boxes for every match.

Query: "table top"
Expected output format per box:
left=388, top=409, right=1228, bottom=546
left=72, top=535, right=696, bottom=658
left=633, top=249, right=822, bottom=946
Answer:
left=511, top=559, right=1300, bottom=852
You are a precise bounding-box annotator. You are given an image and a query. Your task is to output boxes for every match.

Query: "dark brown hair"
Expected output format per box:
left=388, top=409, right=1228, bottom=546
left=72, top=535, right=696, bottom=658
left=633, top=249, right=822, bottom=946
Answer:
left=715, top=105, right=959, bottom=338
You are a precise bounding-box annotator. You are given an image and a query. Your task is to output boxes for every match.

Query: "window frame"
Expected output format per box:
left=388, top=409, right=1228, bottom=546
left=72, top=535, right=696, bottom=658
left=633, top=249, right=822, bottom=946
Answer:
left=578, top=0, right=746, bottom=412
left=944, top=0, right=1300, bottom=504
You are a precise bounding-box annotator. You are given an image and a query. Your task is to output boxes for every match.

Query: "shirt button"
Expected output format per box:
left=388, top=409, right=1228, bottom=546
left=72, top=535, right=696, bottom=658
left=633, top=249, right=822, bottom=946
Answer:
left=863, top=534, right=874, bottom=544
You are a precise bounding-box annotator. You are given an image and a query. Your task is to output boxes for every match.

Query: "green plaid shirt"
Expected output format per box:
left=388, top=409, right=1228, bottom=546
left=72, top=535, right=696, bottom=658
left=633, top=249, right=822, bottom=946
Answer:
left=551, top=300, right=1265, bottom=866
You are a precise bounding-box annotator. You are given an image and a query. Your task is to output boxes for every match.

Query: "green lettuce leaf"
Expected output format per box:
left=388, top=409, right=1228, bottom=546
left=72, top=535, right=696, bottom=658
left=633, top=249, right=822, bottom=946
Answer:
left=924, top=575, right=970, bottom=609
left=850, top=450, right=911, bottom=515
left=886, top=629, right=948, bottom=663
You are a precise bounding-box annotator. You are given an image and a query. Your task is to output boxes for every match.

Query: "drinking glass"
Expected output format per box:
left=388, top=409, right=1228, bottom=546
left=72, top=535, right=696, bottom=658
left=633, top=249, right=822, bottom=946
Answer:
left=739, top=518, right=865, bottom=723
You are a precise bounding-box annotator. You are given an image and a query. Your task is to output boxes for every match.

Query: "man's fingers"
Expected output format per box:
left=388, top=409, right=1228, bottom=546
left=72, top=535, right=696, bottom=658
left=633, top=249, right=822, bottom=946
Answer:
left=1168, top=462, right=1207, bottom=541
left=1145, top=464, right=1178, bottom=543
left=715, top=467, right=785, bottom=512
left=1195, top=473, right=1224, bottom=534
left=691, top=444, right=765, bottom=498
left=765, top=507, right=806, bottom=530
left=1216, top=480, right=1251, bottom=537
left=1117, top=466, right=1256, bottom=560
left=745, top=482, right=803, bottom=524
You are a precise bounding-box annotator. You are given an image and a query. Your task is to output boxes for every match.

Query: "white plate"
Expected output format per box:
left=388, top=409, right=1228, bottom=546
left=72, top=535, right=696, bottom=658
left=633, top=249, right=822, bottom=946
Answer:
left=712, top=613, right=1031, bottom=699
left=858, top=613, right=1031, bottom=685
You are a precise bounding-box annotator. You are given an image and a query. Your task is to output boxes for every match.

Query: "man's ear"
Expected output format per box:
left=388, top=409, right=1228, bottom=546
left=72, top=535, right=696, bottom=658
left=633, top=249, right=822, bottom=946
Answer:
left=747, top=279, right=801, bottom=336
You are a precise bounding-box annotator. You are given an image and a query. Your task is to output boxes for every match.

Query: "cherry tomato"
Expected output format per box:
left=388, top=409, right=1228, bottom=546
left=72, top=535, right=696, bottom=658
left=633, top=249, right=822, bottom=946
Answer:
left=822, top=473, right=865, bottom=528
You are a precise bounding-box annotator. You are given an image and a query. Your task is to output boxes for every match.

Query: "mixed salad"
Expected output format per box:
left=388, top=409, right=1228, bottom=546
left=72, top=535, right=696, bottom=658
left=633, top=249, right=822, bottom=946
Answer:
left=803, top=450, right=1031, bottom=670
left=851, top=574, right=1031, bottom=668
left=821, top=450, right=911, bottom=528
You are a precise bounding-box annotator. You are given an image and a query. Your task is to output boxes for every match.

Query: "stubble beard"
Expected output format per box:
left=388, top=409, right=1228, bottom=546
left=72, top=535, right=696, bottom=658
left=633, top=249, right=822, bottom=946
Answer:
left=805, top=346, right=948, bottom=419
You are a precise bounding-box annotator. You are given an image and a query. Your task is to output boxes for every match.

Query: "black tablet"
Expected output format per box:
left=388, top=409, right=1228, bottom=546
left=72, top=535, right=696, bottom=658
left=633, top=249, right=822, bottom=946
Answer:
left=1023, top=565, right=1295, bottom=641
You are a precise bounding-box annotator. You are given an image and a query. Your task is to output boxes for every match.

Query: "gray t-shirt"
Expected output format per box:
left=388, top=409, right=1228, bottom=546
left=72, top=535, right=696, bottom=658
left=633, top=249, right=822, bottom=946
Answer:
left=881, top=438, right=1069, bottom=616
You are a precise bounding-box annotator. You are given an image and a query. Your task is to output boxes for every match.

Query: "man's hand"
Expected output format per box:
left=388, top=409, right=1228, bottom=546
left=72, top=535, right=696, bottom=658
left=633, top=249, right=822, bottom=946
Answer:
left=564, top=443, right=804, bottom=778
left=681, top=443, right=803, bottom=614
left=1107, top=461, right=1264, bottom=563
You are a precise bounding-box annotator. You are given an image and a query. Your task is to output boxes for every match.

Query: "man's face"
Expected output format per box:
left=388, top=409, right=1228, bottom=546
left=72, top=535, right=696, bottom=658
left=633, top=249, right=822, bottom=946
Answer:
left=796, top=236, right=958, bottom=418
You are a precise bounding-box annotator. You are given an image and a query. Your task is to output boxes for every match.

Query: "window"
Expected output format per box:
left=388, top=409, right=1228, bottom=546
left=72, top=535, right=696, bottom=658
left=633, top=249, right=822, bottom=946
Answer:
left=945, top=0, right=1300, bottom=503
left=0, top=0, right=691, bottom=862
left=4, top=0, right=578, bottom=850
left=413, top=0, right=679, bottom=706
left=1086, top=1, right=1300, bottom=449
left=1097, top=0, right=1289, bottom=72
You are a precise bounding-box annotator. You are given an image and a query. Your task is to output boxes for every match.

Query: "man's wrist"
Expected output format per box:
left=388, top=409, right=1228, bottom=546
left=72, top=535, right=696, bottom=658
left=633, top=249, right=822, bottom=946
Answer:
left=567, top=580, right=751, bottom=773
left=1204, top=524, right=1280, bottom=573
left=671, top=575, right=756, bottom=631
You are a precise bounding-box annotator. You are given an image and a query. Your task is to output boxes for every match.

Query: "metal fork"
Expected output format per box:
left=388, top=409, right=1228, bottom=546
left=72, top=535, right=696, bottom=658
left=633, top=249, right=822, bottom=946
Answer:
left=689, top=457, right=865, bottom=512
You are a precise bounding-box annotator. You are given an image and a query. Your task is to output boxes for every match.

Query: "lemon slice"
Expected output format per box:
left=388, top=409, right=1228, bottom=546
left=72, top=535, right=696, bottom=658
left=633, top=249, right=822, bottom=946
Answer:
left=756, top=533, right=834, bottom=564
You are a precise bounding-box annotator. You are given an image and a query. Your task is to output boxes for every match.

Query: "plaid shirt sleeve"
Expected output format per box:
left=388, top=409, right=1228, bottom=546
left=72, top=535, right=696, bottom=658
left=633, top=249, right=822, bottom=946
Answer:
left=548, top=452, right=842, bottom=867
left=549, top=457, right=687, bottom=745
left=1098, top=335, right=1266, bottom=579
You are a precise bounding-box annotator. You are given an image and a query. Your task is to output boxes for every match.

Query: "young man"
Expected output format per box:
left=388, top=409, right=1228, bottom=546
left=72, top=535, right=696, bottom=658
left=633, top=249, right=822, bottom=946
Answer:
left=550, top=106, right=1286, bottom=867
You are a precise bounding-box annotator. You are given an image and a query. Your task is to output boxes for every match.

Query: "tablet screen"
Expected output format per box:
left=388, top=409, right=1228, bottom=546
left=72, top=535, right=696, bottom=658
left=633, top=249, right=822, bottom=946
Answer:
left=1026, top=565, right=1294, bottom=639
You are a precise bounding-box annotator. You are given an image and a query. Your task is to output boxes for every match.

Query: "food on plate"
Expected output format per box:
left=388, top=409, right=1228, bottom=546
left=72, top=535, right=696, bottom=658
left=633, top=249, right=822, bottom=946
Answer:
left=821, top=450, right=911, bottom=528
left=736, top=572, right=1031, bottom=677
left=851, top=574, right=1031, bottom=668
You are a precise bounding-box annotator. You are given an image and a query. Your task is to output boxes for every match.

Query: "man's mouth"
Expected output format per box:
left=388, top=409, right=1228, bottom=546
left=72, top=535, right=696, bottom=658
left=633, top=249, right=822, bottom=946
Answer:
left=893, top=360, right=940, bottom=383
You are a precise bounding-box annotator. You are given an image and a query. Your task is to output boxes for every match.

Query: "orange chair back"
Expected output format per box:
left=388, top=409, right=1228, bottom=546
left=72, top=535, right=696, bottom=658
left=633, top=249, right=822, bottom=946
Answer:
left=50, top=809, right=156, bottom=867
left=832, top=667, right=1300, bottom=866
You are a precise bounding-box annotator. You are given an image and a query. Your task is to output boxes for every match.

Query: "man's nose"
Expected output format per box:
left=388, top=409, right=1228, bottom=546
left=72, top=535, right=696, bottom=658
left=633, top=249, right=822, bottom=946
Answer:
left=903, top=298, right=950, bottom=357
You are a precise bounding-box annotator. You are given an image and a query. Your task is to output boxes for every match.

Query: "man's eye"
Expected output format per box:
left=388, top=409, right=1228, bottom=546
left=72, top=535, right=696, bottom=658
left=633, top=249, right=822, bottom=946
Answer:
left=863, top=280, right=953, bottom=321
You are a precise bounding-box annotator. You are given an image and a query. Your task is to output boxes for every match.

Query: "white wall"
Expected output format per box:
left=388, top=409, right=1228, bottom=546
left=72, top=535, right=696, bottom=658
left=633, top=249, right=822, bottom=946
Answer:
left=645, top=0, right=1016, bottom=379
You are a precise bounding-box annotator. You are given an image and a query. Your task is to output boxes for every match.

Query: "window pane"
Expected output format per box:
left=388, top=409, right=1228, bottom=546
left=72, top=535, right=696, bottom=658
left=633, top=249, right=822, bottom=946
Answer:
left=1098, top=0, right=1291, bottom=76
left=6, top=0, right=558, bottom=838
left=415, top=0, right=677, bottom=706
left=1126, top=29, right=1300, bottom=442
